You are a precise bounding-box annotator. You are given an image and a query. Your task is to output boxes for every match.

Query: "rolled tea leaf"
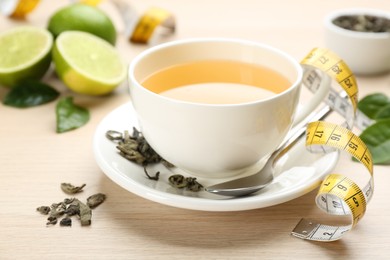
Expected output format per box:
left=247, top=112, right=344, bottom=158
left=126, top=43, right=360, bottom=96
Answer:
left=186, top=177, right=204, bottom=192
left=105, top=130, right=123, bottom=141
left=77, top=199, right=92, bottom=226
left=61, top=183, right=86, bottom=194
left=46, top=216, right=58, bottom=225
left=143, top=167, right=160, bottom=181
left=36, top=206, right=51, bottom=215
left=64, top=204, right=80, bottom=216
left=168, top=174, right=204, bottom=191
left=86, top=193, right=107, bottom=209
left=60, top=217, right=72, bottom=227
left=168, top=174, right=188, bottom=189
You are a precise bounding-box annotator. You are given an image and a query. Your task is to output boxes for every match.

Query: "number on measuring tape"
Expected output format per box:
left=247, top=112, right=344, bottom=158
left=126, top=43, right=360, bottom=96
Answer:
left=291, top=48, right=374, bottom=242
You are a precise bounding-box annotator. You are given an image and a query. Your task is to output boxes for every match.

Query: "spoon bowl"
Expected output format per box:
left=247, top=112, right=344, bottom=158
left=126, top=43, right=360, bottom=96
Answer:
left=205, top=105, right=332, bottom=197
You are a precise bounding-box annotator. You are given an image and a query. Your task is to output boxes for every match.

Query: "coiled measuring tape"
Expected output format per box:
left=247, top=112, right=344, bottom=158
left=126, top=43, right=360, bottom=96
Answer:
left=111, top=0, right=175, bottom=44
left=291, top=48, right=374, bottom=241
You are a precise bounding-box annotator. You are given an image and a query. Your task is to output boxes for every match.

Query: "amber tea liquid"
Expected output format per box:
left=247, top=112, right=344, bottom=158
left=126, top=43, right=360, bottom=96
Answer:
left=141, top=60, right=291, bottom=104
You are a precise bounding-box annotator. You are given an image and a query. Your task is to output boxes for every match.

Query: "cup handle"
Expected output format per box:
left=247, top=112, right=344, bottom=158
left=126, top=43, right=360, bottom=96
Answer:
left=292, top=70, right=331, bottom=127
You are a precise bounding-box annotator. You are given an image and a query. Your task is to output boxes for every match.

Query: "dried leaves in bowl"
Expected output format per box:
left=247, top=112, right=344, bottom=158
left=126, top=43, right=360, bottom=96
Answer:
left=333, top=14, right=390, bottom=33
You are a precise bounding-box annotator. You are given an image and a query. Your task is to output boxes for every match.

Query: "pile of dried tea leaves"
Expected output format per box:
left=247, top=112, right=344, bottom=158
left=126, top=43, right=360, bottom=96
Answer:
left=106, top=128, right=204, bottom=192
left=36, top=183, right=106, bottom=227
left=333, top=15, right=390, bottom=33
left=106, top=127, right=172, bottom=168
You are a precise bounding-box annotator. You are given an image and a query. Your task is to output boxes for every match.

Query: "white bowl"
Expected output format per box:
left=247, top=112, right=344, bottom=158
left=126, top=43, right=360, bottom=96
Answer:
left=324, top=8, right=390, bottom=75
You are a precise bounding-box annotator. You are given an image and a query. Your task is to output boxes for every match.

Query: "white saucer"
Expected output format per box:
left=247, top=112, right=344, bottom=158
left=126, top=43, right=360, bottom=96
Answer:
left=93, top=102, right=339, bottom=212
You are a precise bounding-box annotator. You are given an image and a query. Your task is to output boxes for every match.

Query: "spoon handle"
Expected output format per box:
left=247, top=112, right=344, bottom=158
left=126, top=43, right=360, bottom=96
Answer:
left=271, top=105, right=333, bottom=164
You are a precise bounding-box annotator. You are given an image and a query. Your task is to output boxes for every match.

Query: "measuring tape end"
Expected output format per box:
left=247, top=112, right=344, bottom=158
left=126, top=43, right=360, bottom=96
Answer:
left=291, top=218, right=320, bottom=239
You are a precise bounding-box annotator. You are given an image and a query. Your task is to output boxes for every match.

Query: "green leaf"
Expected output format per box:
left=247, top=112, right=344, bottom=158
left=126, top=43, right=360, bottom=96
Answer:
left=375, top=104, right=390, bottom=119
left=368, top=140, right=390, bottom=165
left=359, top=119, right=390, bottom=165
left=358, top=93, right=390, bottom=119
left=56, top=97, right=90, bottom=133
left=3, top=81, right=59, bottom=108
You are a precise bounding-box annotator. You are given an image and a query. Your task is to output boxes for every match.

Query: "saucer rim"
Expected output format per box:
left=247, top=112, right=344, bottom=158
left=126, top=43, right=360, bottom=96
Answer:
left=93, top=102, right=340, bottom=212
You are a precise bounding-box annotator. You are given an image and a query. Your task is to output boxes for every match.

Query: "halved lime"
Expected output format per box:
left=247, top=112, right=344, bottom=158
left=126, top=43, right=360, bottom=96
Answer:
left=0, top=26, right=53, bottom=88
left=52, top=31, right=126, bottom=96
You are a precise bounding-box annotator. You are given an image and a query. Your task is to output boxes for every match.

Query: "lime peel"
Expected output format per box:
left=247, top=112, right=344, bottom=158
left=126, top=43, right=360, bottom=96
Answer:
left=47, top=3, right=116, bottom=45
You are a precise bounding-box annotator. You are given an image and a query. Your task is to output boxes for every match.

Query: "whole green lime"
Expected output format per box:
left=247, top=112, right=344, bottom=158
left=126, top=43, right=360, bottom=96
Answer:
left=47, top=3, right=117, bottom=45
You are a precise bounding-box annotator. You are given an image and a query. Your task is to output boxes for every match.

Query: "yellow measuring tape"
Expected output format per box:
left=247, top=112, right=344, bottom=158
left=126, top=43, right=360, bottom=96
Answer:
left=3, top=0, right=40, bottom=18
left=291, top=48, right=374, bottom=241
left=130, top=7, right=175, bottom=44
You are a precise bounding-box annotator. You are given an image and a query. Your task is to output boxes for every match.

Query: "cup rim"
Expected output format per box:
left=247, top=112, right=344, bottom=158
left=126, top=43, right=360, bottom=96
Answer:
left=324, top=8, right=390, bottom=39
left=128, top=37, right=304, bottom=107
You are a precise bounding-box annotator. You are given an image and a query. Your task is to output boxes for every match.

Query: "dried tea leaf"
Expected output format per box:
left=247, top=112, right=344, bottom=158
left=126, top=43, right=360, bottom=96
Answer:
left=186, top=177, right=204, bottom=192
left=49, top=204, right=65, bottom=218
left=168, top=174, right=204, bottom=191
left=161, top=160, right=174, bottom=168
left=60, top=217, right=72, bottom=227
left=63, top=198, right=75, bottom=204
left=117, top=145, right=146, bottom=164
left=143, top=167, right=160, bottom=181
left=61, top=183, right=86, bottom=194
left=77, top=199, right=92, bottom=226
left=168, top=174, right=188, bottom=188
left=46, top=216, right=58, bottom=225
left=87, top=193, right=107, bottom=209
left=36, top=206, right=51, bottom=215
left=105, top=130, right=123, bottom=141
left=64, top=204, right=80, bottom=216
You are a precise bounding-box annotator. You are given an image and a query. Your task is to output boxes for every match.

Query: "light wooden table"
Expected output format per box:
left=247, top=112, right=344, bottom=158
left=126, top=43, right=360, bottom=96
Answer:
left=1, top=1, right=389, bottom=259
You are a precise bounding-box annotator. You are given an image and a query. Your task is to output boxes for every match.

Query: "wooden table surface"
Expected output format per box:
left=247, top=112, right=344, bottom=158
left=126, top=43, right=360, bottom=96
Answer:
left=1, top=0, right=389, bottom=259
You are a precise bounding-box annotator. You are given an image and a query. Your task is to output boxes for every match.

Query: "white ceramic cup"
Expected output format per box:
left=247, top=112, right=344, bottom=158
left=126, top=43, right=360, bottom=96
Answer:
left=324, top=8, right=390, bottom=75
left=129, top=38, right=329, bottom=178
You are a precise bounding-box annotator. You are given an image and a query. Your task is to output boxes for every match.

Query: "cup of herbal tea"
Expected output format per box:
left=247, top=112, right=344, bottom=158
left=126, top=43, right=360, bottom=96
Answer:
left=128, top=38, right=330, bottom=178
left=324, top=8, right=390, bottom=75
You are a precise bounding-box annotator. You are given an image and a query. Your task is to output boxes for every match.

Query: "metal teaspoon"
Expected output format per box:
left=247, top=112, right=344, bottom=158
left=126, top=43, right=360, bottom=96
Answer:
left=205, top=105, right=333, bottom=197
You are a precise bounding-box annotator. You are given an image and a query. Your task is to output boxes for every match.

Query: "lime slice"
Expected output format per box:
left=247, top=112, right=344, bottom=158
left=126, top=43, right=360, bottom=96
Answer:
left=52, top=31, right=126, bottom=96
left=0, top=26, right=53, bottom=88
